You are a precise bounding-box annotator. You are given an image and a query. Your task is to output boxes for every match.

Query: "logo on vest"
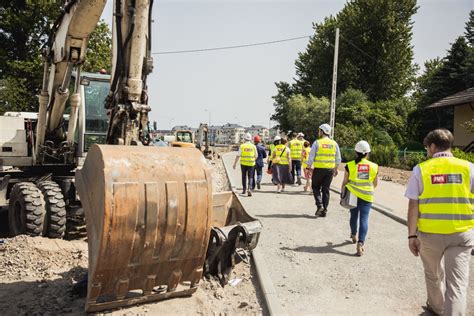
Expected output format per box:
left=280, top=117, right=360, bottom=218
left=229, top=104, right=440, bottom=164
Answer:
left=321, top=144, right=333, bottom=149
left=357, top=164, right=370, bottom=179
left=431, top=174, right=463, bottom=184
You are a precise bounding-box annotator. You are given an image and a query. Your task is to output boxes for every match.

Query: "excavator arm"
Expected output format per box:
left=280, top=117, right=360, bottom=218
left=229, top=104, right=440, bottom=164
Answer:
left=34, top=1, right=261, bottom=312
left=35, top=0, right=153, bottom=163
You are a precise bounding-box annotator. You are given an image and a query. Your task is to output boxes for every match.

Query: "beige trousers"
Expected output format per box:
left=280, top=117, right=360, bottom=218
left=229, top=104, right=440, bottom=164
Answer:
left=419, top=229, right=474, bottom=315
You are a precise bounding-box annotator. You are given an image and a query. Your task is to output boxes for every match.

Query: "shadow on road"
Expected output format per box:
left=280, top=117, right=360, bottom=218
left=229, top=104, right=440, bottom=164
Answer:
left=256, top=213, right=314, bottom=219
left=280, top=241, right=355, bottom=257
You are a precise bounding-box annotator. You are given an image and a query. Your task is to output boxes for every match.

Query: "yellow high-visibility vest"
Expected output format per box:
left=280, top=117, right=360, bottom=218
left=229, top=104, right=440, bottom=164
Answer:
left=240, top=142, right=257, bottom=167
left=345, top=158, right=378, bottom=203
left=289, top=139, right=304, bottom=160
left=302, top=147, right=311, bottom=169
left=274, top=144, right=289, bottom=165
left=313, top=138, right=337, bottom=169
left=418, top=156, right=474, bottom=234
left=269, top=144, right=276, bottom=162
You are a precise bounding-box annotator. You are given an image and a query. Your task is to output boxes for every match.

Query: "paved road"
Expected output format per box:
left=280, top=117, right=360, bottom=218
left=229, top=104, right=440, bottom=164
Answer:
left=223, top=153, right=474, bottom=315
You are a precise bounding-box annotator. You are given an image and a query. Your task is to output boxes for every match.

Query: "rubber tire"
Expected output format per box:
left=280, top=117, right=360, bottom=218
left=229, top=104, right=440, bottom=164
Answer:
left=37, top=181, right=67, bottom=238
left=8, top=182, right=46, bottom=236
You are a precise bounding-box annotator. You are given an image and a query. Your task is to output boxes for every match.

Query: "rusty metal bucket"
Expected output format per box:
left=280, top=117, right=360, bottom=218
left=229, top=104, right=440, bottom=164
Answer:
left=76, top=145, right=213, bottom=312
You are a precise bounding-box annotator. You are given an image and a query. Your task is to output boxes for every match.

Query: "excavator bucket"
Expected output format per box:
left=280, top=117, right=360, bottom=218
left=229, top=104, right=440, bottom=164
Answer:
left=76, top=145, right=213, bottom=312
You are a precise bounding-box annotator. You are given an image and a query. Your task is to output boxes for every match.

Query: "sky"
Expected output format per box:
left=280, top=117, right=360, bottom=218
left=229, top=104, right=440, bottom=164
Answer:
left=101, top=0, right=473, bottom=130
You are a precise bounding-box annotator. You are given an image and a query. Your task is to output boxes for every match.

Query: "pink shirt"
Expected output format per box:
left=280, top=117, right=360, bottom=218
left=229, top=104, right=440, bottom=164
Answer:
left=404, top=152, right=474, bottom=200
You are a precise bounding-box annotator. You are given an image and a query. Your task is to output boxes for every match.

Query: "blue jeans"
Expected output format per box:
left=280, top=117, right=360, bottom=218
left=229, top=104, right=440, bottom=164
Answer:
left=349, top=198, right=372, bottom=243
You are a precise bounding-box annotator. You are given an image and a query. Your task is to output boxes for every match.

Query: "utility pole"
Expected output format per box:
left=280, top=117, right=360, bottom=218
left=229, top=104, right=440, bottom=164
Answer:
left=329, top=28, right=339, bottom=139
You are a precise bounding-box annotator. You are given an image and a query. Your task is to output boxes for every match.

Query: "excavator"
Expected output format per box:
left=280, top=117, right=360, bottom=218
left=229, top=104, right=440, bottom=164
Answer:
left=0, top=0, right=261, bottom=312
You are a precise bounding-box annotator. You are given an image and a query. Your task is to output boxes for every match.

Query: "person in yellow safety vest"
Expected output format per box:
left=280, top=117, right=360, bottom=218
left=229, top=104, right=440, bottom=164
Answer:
left=301, top=140, right=312, bottom=192
left=271, top=137, right=293, bottom=193
left=266, top=135, right=281, bottom=173
left=289, top=132, right=305, bottom=185
left=233, top=133, right=257, bottom=197
left=405, top=129, right=474, bottom=316
left=341, top=140, right=378, bottom=256
left=305, top=123, right=341, bottom=218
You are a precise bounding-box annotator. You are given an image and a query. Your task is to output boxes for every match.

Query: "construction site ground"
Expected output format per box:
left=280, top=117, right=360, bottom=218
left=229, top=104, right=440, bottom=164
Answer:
left=223, top=152, right=474, bottom=315
left=0, top=157, right=264, bottom=315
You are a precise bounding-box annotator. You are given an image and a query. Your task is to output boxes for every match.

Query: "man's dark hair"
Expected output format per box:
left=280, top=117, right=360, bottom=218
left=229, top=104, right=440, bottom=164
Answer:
left=423, top=129, right=454, bottom=152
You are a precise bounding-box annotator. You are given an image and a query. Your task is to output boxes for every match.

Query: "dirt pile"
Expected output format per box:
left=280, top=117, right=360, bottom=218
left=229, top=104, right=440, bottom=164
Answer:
left=209, top=157, right=231, bottom=192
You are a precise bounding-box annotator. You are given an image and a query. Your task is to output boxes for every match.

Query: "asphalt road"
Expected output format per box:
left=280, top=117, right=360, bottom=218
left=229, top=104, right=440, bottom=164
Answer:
left=223, top=153, right=474, bottom=315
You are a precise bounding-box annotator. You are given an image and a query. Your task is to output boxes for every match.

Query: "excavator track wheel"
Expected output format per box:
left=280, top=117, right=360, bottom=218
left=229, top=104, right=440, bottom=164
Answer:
left=8, top=182, right=46, bottom=237
left=37, top=181, right=67, bottom=238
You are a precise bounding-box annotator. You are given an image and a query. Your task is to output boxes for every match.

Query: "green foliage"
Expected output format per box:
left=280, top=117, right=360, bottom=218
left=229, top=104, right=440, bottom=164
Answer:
left=403, top=152, right=427, bottom=169
left=332, top=88, right=414, bottom=147
left=284, top=94, right=330, bottom=141
left=452, top=148, right=474, bottom=163
left=291, top=0, right=417, bottom=101
left=82, top=20, right=112, bottom=73
left=410, top=11, right=474, bottom=141
left=369, top=144, right=399, bottom=167
left=0, top=3, right=112, bottom=115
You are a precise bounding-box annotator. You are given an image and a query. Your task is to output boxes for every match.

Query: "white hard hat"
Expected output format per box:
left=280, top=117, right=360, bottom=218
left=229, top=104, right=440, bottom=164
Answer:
left=319, top=123, right=331, bottom=135
left=355, top=140, right=371, bottom=154
left=274, top=135, right=281, bottom=141
left=244, top=133, right=252, bottom=141
left=297, top=132, right=305, bottom=138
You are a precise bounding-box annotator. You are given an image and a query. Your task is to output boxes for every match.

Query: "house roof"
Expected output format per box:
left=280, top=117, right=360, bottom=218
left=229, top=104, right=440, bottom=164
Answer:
left=426, top=87, right=474, bottom=109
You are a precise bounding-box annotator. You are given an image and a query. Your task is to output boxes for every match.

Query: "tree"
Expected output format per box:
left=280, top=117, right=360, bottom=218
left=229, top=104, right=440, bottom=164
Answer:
left=286, top=0, right=417, bottom=102
left=0, top=1, right=62, bottom=113
left=0, top=2, right=112, bottom=115
left=82, top=20, right=112, bottom=73
left=285, top=94, right=330, bottom=141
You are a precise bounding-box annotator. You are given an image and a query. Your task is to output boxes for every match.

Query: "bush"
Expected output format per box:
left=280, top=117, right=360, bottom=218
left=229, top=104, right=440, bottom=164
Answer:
left=452, top=148, right=474, bottom=163
left=404, top=152, right=427, bottom=169
left=369, top=144, right=399, bottom=166
left=340, top=147, right=356, bottom=162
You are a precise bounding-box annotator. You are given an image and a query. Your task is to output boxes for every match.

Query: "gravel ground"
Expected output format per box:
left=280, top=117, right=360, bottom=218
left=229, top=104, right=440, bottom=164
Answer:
left=0, top=154, right=263, bottom=315
left=224, top=152, right=474, bottom=315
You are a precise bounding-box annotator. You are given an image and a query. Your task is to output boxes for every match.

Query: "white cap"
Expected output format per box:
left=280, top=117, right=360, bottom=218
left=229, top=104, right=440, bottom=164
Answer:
left=297, top=132, right=305, bottom=138
left=244, top=133, right=252, bottom=141
left=319, top=123, right=331, bottom=135
left=355, top=140, right=371, bottom=154
left=273, top=135, right=281, bottom=141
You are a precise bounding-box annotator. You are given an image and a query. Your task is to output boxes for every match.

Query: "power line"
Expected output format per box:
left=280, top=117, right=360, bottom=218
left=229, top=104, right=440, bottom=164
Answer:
left=152, top=35, right=312, bottom=55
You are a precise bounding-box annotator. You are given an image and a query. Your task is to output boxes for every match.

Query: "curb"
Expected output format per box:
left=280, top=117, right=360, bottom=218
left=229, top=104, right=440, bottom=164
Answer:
left=221, top=152, right=286, bottom=316
left=329, top=186, right=408, bottom=226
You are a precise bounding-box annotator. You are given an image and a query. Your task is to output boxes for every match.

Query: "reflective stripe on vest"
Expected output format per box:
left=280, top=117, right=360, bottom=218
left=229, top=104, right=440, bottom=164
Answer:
left=290, top=139, right=304, bottom=159
left=274, top=144, right=289, bottom=165
left=240, top=143, right=256, bottom=166
left=302, top=147, right=311, bottom=169
left=418, top=157, right=474, bottom=234
left=313, top=138, right=337, bottom=169
left=345, top=158, right=378, bottom=203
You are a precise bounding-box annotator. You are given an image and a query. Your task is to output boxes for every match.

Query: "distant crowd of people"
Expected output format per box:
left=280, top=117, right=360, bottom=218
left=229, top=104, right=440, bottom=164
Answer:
left=233, top=124, right=473, bottom=315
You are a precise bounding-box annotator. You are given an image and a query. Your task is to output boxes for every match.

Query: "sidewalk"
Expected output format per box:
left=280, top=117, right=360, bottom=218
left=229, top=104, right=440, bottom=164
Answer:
left=223, top=152, right=474, bottom=315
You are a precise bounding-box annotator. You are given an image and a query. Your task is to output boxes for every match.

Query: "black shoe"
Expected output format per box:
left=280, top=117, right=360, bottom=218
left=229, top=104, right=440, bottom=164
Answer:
left=315, top=207, right=324, bottom=216
left=257, top=182, right=261, bottom=190
left=319, top=209, right=327, bottom=217
left=247, top=190, right=252, bottom=197
left=241, top=190, right=246, bottom=195
left=297, top=177, right=302, bottom=185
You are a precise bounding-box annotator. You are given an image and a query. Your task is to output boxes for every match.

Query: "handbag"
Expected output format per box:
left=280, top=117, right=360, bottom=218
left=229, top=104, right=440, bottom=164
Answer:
left=340, top=187, right=358, bottom=209
left=272, top=147, right=286, bottom=164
